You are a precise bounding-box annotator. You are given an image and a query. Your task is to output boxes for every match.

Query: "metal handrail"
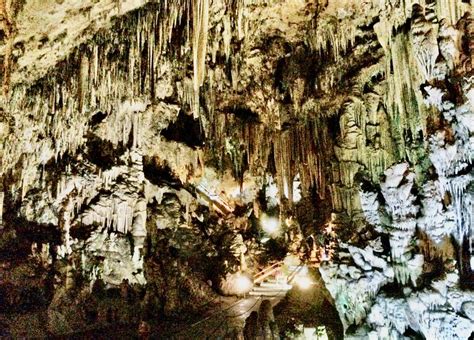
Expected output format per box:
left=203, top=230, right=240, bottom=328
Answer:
left=253, top=261, right=283, bottom=277
left=195, top=184, right=234, bottom=215
left=253, top=261, right=284, bottom=284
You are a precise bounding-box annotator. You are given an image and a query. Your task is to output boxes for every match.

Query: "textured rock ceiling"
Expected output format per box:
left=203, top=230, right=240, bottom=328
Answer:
left=3, top=0, right=149, bottom=86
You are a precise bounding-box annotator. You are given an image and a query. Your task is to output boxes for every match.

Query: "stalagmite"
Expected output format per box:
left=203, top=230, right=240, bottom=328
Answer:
left=0, top=191, right=3, bottom=228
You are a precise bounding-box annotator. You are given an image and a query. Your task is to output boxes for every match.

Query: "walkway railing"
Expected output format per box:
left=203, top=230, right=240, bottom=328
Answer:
left=195, top=183, right=234, bottom=215
left=253, top=261, right=284, bottom=284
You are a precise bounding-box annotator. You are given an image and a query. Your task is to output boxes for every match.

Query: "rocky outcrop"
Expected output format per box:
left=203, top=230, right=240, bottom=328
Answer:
left=321, top=54, right=474, bottom=336
left=321, top=161, right=473, bottom=338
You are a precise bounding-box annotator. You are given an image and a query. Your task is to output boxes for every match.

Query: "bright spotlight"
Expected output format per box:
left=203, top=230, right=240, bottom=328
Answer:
left=261, top=215, right=280, bottom=236
left=295, top=276, right=312, bottom=290
left=234, top=273, right=253, bottom=294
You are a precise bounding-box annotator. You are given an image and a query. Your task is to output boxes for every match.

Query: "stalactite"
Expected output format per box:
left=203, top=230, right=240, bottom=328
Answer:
left=222, top=14, right=232, bottom=61
left=207, top=107, right=333, bottom=204
left=374, top=0, right=470, bottom=28
left=2, top=1, right=195, bottom=182
left=0, top=0, right=14, bottom=97
left=411, top=4, right=439, bottom=82
left=192, top=0, right=209, bottom=118
left=307, top=7, right=357, bottom=62
left=441, top=174, right=474, bottom=247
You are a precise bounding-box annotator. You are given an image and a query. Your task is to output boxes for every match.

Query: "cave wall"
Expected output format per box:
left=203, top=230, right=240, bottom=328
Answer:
left=0, top=0, right=473, bottom=337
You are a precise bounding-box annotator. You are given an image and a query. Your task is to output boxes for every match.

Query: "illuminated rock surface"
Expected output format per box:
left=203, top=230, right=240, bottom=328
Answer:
left=0, top=0, right=473, bottom=338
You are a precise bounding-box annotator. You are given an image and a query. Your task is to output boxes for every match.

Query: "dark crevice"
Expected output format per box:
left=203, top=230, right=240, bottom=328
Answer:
left=0, top=215, right=61, bottom=262
left=231, top=106, right=260, bottom=123
left=404, top=327, right=424, bottom=339
left=85, top=133, right=127, bottom=170
left=70, top=221, right=97, bottom=241
left=449, top=162, right=473, bottom=178
left=459, top=236, right=474, bottom=289
left=161, top=110, right=205, bottom=149
left=89, top=110, right=108, bottom=126
left=143, top=156, right=182, bottom=189
left=327, top=114, right=340, bottom=140
left=274, top=57, right=287, bottom=94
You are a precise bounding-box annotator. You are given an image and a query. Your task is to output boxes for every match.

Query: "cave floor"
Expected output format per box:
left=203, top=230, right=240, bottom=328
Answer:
left=154, top=295, right=285, bottom=339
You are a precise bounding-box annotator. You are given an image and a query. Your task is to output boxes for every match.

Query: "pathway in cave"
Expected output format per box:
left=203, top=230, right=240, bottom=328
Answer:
left=175, top=281, right=291, bottom=339
left=165, top=266, right=301, bottom=339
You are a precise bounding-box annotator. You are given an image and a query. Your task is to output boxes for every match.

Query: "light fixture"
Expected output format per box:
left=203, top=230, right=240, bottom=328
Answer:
left=234, top=273, right=253, bottom=294
left=260, top=214, right=280, bottom=236
left=295, top=275, right=312, bottom=290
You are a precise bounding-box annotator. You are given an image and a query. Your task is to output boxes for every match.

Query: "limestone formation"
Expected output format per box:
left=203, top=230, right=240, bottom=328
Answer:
left=0, top=0, right=473, bottom=338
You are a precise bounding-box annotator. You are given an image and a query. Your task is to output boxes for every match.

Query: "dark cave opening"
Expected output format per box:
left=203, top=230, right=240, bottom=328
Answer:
left=143, top=156, right=182, bottom=188
left=227, top=106, right=260, bottom=123
left=84, top=134, right=127, bottom=170
left=0, top=189, right=61, bottom=263
left=160, top=110, right=205, bottom=149
left=460, top=236, right=474, bottom=290
left=89, top=110, right=108, bottom=126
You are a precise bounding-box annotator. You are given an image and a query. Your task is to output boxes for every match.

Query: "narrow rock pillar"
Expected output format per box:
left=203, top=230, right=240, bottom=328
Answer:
left=0, top=191, right=3, bottom=228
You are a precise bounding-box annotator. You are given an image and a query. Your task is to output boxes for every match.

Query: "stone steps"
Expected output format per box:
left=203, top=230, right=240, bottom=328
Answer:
left=248, top=290, right=289, bottom=297
left=248, top=280, right=292, bottom=297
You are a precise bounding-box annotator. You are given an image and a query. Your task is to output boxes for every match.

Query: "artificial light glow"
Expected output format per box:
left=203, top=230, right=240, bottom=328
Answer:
left=304, top=326, right=328, bottom=340
left=234, top=273, right=253, bottom=294
left=299, top=265, right=309, bottom=276
left=260, top=214, right=280, bottom=236
left=295, top=276, right=312, bottom=290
